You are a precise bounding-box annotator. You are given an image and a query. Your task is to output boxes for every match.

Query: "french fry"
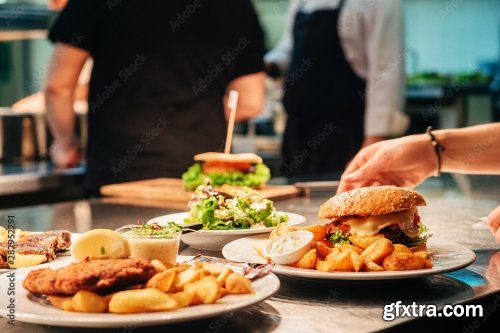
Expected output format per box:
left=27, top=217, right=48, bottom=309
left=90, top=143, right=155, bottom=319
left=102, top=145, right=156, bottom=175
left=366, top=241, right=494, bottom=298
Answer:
left=363, top=261, right=385, bottom=272
left=349, top=234, right=385, bottom=250
left=225, top=273, right=254, bottom=294
left=171, top=291, right=195, bottom=308
left=71, top=290, right=109, bottom=313
left=185, top=276, right=220, bottom=304
left=150, top=259, right=167, bottom=272
left=202, top=262, right=226, bottom=276
left=294, top=249, right=317, bottom=269
left=325, top=250, right=353, bottom=271
left=48, top=295, right=73, bottom=310
left=393, top=244, right=412, bottom=254
left=314, top=241, right=333, bottom=258
left=109, top=288, right=178, bottom=313
left=216, top=268, right=233, bottom=287
left=315, top=259, right=334, bottom=272
left=361, top=238, right=394, bottom=264
left=382, top=253, right=430, bottom=271
left=173, top=267, right=201, bottom=291
left=348, top=250, right=363, bottom=272
left=145, top=269, right=177, bottom=292
left=269, top=224, right=298, bottom=240
left=413, top=250, right=429, bottom=259
left=9, top=254, right=47, bottom=268
left=334, top=243, right=363, bottom=255
left=62, top=300, right=74, bottom=312
left=299, top=224, right=328, bottom=242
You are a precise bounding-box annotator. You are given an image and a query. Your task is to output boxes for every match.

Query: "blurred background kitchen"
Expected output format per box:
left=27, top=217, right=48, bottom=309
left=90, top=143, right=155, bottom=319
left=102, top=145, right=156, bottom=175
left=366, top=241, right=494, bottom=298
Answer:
left=0, top=0, right=499, bottom=208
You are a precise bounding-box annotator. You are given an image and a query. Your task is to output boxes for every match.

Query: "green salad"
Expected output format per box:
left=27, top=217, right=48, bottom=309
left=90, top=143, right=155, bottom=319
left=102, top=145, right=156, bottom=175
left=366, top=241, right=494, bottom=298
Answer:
left=185, top=185, right=288, bottom=230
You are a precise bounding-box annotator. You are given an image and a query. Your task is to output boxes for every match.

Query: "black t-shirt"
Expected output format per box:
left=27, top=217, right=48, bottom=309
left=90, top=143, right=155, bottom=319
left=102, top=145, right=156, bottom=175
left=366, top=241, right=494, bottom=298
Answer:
left=49, top=0, right=265, bottom=194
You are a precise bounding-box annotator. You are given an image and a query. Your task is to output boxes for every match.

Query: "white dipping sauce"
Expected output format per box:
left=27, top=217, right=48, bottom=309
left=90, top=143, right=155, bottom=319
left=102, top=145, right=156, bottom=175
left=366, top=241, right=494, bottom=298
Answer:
left=126, top=237, right=180, bottom=265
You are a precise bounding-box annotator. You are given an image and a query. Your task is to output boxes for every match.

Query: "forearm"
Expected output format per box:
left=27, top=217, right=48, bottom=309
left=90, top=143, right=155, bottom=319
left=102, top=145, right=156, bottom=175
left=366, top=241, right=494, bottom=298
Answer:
left=435, top=123, right=500, bottom=174
left=45, top=87, right=76, bottom=147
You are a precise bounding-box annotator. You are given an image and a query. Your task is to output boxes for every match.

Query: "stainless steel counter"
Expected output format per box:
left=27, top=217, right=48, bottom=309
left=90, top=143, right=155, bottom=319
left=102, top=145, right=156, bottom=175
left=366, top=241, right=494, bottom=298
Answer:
left=1, top=177, right=500, bottom=332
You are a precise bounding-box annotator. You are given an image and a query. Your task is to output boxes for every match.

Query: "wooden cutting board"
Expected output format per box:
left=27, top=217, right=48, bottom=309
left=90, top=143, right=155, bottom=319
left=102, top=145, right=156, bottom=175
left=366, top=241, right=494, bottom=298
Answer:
left=100, top=178, right=302, bottom=209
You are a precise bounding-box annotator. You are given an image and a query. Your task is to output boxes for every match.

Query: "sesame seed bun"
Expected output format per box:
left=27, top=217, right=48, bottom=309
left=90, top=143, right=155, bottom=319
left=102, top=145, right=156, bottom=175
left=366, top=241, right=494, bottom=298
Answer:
left=194, top=152, right=263, bottom=164
left=318, top=185, right=426, bottom=219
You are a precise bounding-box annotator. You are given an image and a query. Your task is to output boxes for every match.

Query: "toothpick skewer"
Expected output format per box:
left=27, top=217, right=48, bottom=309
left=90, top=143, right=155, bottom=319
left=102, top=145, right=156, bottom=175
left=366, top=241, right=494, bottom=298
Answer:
left=224, top=90, right=239, bottom=154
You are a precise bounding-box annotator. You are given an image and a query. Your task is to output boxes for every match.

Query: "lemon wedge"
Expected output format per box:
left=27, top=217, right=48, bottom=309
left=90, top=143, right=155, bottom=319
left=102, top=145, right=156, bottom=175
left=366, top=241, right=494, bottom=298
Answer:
left=71, top=229, right=130, bottom=261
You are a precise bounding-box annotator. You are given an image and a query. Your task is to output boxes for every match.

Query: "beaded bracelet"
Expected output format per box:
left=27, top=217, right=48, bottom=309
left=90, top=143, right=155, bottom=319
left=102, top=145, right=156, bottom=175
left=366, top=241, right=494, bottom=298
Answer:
left=426, top=126, right=445, bottom=177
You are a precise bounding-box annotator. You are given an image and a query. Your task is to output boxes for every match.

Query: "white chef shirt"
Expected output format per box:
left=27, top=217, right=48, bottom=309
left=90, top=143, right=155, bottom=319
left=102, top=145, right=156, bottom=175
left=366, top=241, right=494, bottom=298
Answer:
left=265, top=0, right=409, bottom=137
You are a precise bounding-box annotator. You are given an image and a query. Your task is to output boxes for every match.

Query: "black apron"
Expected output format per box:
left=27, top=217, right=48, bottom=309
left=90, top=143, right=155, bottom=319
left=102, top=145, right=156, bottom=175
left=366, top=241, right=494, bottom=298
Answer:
left=281, top=0, right=365, bottom=179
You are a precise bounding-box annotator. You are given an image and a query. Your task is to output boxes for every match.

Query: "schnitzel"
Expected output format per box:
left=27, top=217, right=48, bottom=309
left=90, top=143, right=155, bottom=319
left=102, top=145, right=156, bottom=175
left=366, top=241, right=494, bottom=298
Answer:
left=23, top=258, right=157, bottom=295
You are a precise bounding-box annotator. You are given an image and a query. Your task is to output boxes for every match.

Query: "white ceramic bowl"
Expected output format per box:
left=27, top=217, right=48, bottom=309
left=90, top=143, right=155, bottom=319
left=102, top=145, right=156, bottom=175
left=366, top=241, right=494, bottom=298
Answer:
left=264, top=230, right=314, bottom=265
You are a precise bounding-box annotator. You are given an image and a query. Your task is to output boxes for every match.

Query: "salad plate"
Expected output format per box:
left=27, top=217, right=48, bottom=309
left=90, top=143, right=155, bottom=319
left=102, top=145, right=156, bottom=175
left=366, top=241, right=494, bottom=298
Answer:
left=149, top=212, right=306, bottom=250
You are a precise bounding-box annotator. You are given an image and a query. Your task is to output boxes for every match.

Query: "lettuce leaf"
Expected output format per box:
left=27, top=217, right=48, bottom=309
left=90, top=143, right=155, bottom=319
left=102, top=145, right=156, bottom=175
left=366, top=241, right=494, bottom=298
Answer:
left=184, top=185, right=286, bottom=230
left=181, top=163, right=271, bottom=190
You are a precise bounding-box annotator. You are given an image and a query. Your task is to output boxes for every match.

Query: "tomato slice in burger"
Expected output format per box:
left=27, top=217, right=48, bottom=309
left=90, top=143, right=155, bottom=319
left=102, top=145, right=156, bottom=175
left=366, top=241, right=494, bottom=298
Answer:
left=202, top=161, right=252, bottom=174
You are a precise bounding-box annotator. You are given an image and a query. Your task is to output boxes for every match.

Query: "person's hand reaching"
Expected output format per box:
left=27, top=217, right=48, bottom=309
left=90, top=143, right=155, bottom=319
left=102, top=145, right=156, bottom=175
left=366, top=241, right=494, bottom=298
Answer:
left=487, top=205, right=500, bottom=244
left=338, top=134, right=437, bottom=193
left=50, top=139, right=81, bottom=168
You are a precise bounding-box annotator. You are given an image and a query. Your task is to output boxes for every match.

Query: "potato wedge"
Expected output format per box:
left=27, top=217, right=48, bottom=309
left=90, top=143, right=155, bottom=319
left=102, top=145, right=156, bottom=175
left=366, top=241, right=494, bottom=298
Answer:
left=361, top=238, right=394, bottom=264
left=294, top=249, right=317, bottom=269
left=334, top=243, right=363, bottom=255
left=363, top=261, right=385, bottom=272
left=150, top=259, right=167, bottom=272
left=202, top=263, right=226, bottom=276
left=146, top=269, right=177, bottom=292
left=393, top=244, right=412, bottom=254
left=382, top=253, right=430, bottom=271
left=185, top=276, right=220, bottom=304
left=315, top=259, right=334, bottom=272
left=62, top=300, right=74, bottom=312
left=325, top=250, right=353, bottom=271
left=315, top=241, right=333, bottom=258
left=71, top=290, right=109, bottom=313
left=349, top=234, right=385, bottom=250
left=225, top=273, right=253, bottom=295
left=413, top=251, right=429, bottom=259
left=348, top=250, right=363, bottom=272
left=109, top=288, right=178, bottom=313
left=173, top=267, right=200, bottom=291
left=216, top=268, right=233, bottom=287
left=299, top=224, right=328, bottom=242
left=269, top=224, right=298, bottom=240
left=48, top=295, right=73, bottom=310
left=9, top=254, right=47, bottom=268
left=171, top=291, right=195, bottom=308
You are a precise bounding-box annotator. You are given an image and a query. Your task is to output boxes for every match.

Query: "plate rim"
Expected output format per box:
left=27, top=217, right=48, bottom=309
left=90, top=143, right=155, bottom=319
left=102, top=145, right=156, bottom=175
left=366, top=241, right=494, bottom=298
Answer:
left=0, top=255, right=281, bottom=328
left=221, top=234, right=477, bottom=281
left=148, top=211, right=306, bottom=235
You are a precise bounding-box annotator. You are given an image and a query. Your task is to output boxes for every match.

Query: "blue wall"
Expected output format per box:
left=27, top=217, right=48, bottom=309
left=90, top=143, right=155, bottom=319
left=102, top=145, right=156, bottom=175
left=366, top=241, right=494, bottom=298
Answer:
left=403, top=0, right=500, bottom=75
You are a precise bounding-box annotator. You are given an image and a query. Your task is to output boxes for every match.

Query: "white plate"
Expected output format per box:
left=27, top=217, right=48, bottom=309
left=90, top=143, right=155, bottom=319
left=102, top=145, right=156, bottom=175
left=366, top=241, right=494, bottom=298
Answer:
left=148, top=212, right=306, bottom=251
left=222, top=234, right=476, bottom=280
left=0, top=255, right=280, bottom=328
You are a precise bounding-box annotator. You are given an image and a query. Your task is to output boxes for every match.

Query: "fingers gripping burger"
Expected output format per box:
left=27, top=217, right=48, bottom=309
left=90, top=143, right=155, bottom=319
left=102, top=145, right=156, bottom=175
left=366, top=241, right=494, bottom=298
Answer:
left=182, top=152, right=271, bottom=190
left=319, top=186, right=431, bottom=247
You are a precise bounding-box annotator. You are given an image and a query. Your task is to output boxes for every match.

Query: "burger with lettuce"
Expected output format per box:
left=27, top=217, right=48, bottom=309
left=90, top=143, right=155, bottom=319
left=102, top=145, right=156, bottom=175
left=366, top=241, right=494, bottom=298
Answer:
left=182, top=152, right=271, bottom=191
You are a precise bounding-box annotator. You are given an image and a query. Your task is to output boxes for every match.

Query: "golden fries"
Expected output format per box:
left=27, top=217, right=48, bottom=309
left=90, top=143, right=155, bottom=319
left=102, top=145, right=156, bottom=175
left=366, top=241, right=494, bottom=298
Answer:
left=49, top=260, right=254, bottom=314
left=262, top=223, right=433, bottom=273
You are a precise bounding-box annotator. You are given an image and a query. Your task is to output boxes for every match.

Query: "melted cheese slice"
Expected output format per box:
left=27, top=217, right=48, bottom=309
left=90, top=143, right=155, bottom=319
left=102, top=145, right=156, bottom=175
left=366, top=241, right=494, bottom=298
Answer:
left=344, top=208, right=417, bottom=237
